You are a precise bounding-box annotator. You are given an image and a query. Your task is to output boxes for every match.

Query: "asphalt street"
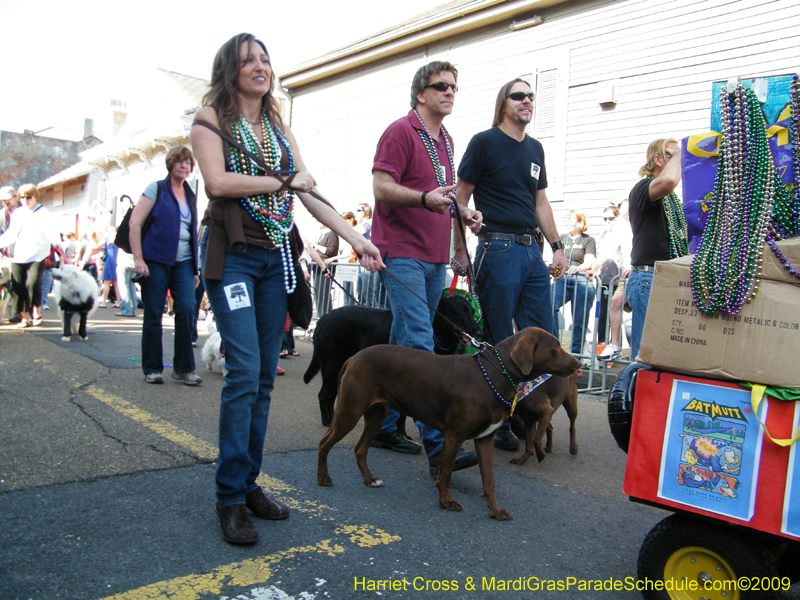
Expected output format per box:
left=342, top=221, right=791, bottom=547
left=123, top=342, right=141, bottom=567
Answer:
left=0, top=305, right=671, bottom=600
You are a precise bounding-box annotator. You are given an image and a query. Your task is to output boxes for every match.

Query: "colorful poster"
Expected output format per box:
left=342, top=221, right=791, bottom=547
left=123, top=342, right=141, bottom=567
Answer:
left=711, top=76, right=793, bottom=132
left=658, top=380, right=765, bottom=521
left=782, top=402, right=800, bottom=539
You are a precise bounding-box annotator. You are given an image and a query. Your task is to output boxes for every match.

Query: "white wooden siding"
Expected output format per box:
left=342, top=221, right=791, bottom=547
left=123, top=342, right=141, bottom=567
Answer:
left=287, top=0, right=800, bottom=238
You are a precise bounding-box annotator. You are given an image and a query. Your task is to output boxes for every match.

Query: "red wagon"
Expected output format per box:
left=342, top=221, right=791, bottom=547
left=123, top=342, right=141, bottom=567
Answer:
left=610, top=366, right=800, bottom=599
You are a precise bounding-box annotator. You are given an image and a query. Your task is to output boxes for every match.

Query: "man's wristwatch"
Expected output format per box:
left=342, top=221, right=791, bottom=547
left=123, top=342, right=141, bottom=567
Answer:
left=551, top=240, right=564, bottom=252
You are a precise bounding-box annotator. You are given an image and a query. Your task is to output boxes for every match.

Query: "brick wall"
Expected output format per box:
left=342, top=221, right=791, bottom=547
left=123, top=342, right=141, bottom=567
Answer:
left=0, top=131, right=102, bottom=189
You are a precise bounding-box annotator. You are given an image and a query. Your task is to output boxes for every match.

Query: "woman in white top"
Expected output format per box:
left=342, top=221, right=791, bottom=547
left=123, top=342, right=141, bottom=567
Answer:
left=0, top=183, right=57, bottom=327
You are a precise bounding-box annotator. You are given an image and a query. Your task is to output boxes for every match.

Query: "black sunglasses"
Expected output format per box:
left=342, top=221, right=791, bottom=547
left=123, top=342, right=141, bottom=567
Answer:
left=425, top=81, right=458, bottom=93
left=603, top=216, right=616, bottom=222
left=507, top=91, right=534, bottom=102
left=21, top=195, right=34, bottom=200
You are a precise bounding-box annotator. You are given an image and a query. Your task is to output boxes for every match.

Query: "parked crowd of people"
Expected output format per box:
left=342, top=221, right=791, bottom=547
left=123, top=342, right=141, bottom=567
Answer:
left=2, top=36, right=685, bottom=547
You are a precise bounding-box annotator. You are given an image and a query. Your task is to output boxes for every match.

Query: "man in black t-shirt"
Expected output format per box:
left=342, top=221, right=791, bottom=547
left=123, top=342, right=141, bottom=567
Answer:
left=626, top=138, right=682, bottom=361
left=453, top=78, right=567, bottom=451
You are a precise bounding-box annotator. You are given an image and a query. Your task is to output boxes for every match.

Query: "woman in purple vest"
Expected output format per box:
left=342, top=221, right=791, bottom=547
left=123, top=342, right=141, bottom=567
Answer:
left=129, top=146, right=201, bottom=386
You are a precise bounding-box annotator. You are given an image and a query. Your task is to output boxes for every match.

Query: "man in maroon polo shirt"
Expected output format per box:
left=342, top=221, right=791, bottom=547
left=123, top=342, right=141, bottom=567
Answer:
left=368, top=61, right=483, bottom=477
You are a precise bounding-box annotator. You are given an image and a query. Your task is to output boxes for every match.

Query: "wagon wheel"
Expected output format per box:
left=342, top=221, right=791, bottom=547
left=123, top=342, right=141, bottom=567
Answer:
left=638, top=514, right=780, bottom=600
left=607, top=362, right=650, bottom=453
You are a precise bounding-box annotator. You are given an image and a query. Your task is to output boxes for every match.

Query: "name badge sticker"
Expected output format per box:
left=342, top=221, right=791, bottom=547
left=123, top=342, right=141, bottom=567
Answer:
left=531, top=163, right=541, bottom=180
left=224, top=282, right=251, bottom=311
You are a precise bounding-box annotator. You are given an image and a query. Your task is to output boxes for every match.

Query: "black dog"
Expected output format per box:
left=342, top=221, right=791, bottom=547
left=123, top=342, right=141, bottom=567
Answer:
left=304, top=294, right=482, bottom=426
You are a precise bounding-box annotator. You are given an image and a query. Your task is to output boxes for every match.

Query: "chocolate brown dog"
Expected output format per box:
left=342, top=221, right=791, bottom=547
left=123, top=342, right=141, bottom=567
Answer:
left=509, top=374, right=579, bottom=465
left=317, top=327, right=580, bottom=520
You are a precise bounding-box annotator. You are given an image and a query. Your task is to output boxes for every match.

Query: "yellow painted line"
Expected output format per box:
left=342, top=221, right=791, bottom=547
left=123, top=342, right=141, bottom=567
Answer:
left=35, top=361, right=404, bottom=599
left=98, top=524, right=401, bottom=600
left=36, top=360, right=338, bottom=516
left=86, top=384, right=218, bottom=460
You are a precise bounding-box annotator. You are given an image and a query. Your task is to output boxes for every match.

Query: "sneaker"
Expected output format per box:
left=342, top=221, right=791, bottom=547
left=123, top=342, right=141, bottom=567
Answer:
left=494, top=426, right=520, bottom=451
left=171, top=370, right=202, bottom=385
left=370, top=430, right=422, bottom=454
left=145, top=373, right=164, bottom=384
left=429, top=448, right=478, bottom=477
left=598, top=344, right=621, bottom=362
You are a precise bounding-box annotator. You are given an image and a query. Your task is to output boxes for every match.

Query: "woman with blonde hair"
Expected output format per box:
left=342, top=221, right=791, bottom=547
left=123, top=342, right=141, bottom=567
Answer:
left=0, top=183, right=58, bottom=327
left=551, top=210, right=597, bottom=355
left=191, top=32, right=383, bottom=545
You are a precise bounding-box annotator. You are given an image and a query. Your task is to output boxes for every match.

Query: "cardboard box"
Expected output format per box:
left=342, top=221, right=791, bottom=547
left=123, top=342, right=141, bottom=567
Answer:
left=638, top=239, right=800, bottom=388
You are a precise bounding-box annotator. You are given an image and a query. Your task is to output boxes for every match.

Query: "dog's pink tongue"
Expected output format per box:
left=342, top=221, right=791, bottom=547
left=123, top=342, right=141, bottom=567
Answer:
left=576, top=369, right=583, bottom=377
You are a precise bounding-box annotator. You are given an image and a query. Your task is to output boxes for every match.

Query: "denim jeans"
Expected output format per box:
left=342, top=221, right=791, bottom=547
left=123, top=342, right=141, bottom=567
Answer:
left=474, top=239, right=555, bottom=344
left=116, top=264, right=137, bottom=316
left=626, top=267, right=653, bottom=361
left=551, top=274, right=596, bottom=354
left=192, top=278, right=205, bottom=344
left=140, top=259, right=196, bottom=374
left=204, top=244, right=287, bottom=506
left=378, top=256, right=446, bottom=458
left=40, top=267, right=52, bottom=309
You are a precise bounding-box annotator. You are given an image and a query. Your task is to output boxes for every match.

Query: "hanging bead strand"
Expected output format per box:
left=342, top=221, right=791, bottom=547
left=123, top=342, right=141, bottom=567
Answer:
left=228, top=114, right=298, bottom=293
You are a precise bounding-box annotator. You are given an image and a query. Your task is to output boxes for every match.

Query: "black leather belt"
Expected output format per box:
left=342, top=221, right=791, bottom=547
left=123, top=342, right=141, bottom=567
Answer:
left=479, top=232, right=534, bottom=246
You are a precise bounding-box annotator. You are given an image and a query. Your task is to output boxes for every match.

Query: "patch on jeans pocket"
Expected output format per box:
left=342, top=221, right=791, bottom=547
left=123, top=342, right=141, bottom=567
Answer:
left=223, top=282, right=251, bottom=311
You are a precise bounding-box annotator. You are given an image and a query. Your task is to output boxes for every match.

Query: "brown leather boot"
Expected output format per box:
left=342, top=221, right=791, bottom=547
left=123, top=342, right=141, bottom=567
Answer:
left=245, top=487, right=290, bottom=520
left=216, top=503, right=258, bottom=545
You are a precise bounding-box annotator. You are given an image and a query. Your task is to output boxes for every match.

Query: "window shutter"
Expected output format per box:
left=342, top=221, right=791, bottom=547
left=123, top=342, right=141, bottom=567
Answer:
left=535, top=69, right=557, bottom=138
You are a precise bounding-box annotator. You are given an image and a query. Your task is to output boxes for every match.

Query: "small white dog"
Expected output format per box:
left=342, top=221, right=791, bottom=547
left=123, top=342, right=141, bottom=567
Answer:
left=51, top=264, right=99, bottom=341
left=202, top=317, right=226, bottom=373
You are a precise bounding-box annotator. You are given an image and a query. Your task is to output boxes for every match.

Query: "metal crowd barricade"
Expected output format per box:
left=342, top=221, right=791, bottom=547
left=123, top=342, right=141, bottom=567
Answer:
left=550, top=273, right=632, bottom=394
left=309, top=263, right=390, bottom=321
left=308, top=265, right=629, bottom=393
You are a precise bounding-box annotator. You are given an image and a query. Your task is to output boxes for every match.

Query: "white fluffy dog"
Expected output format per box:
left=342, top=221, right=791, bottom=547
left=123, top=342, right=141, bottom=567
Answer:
left=51, top=265, right=99, bottom=341
left=202, top=317, right=226, bottom=373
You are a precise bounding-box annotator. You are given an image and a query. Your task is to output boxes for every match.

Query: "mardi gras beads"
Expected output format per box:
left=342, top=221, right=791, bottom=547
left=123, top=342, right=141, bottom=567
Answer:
left=690, top=85, right=776, bottom=315
left=229, top=114, right=298, bottom=293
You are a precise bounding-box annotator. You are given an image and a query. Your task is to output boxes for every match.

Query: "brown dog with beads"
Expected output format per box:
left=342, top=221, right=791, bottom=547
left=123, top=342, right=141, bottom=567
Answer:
left=317, top=327, right=580, bottom=520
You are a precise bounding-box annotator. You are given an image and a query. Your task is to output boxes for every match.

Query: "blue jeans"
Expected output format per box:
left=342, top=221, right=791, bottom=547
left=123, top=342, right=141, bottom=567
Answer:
left=551, top=274, right=596, bottom=354
left=204, top=244, right=287, bottom=506
left=626, top=267, right=653, bottom=361
left=140, top=259, right=196, bottom=375
left=192, top=278, right=205, bottom=343
left=474, top=238, right=555, bottom=344
left=40, top=267, right=53, bottom=309
left=116, top=265, right=137, bottom=316
left=378, top=257, right=446, bottom=458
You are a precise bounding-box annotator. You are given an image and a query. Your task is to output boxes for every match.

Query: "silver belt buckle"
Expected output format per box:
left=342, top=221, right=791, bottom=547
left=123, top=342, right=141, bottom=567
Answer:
left=519, top=234, right=532, bottom=245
